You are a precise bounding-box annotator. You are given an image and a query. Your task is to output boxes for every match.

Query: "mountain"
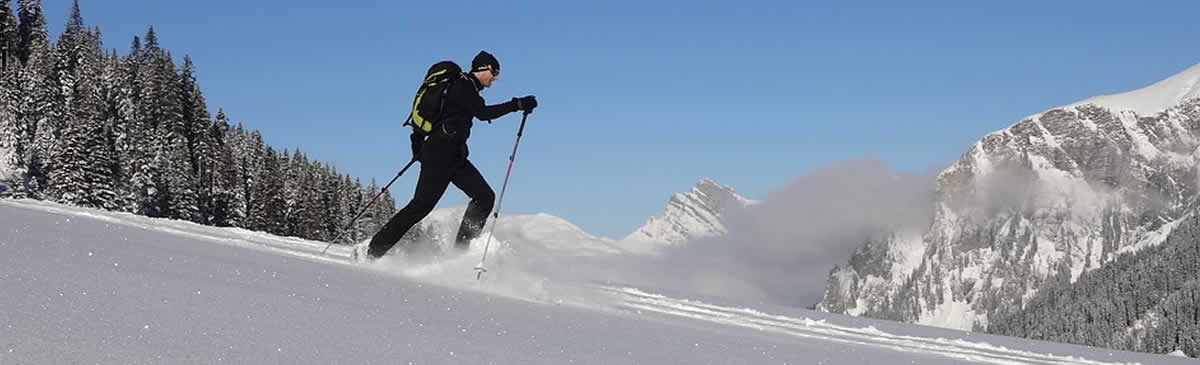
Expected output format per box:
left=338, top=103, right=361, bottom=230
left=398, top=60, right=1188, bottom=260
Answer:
left=987, top=199, right=1200, bottom=356
left=818, top=62, right=1200, bottom=348
left=408, top=178, right=754, bottom=257
left=2, top=198, right=1190, bottom=364
left=620, top=178, right=756, bottom=249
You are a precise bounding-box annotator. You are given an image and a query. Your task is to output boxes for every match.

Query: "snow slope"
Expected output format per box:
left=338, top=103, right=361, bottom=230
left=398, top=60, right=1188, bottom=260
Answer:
left=1, top=199, right=1190, bottom=364
left=1045, top=62, right=1200, bottom=117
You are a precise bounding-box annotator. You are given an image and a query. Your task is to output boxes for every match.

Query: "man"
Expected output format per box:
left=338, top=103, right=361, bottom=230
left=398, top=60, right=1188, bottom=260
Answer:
left=356, top=51, right=537, bottom=262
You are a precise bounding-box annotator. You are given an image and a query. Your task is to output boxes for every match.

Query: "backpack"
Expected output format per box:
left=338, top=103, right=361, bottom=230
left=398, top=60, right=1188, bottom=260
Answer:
left=405, top=61, right=463, bottom=138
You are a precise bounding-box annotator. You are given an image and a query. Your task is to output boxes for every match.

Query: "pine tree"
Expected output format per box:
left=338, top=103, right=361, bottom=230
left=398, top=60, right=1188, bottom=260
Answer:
left=14, top=0, right=51, bottom=198
left=47, top=1, right=110, bottom=207
left=64, top=65, right=115, bottom=208
left=131, top=29, right=197, bottom=221
left=163, top=120, right=198, bottom=221
left=0, top=0, right=18, bottom=72
left=136, top=27, right=168, bottom=132
left=20, top=72, right=48, bottom=198
left=206, top=109, right=240, bottom=226
left=240, top=128, right=262, bottom=226
left=347, top=177, right=369, bottom=242
left=115, top=36, right=142, bottom=211
left=127, top=29, right=172, bottom=216
left=16, top=0, right=48, bottom=67
left=50, top=10, right=113, bottom=209
left=360, top=179, right=397, bottom=243
left=317, top=166, right=345, bottom=242
left=127, top=123, right=159, bottom=215
left=0, top=4, right=20, bottom=182
left=178, top=56, right=213, bottom=221
left=248, top=145, right=285, bottom=234
left=100, top=49, right=125, bottom=209
left=0, top=71, right=18, bottom=190
left=291, top=152, right=322, bottom=240
left=360, top=179, right=380, bottom=240
left=336, top=175, right=361, bottom=243
left=303, top=162, right=328, bottom=240
left=217, top=116, right=247, bottom=227
left=281, top=149, right=300, bottom=236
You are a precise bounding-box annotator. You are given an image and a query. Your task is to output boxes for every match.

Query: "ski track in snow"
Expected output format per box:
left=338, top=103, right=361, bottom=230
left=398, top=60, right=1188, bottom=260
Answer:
left=1, top=198, right=1185, bottom=364
left=602, top=287, right=1138, bottom=365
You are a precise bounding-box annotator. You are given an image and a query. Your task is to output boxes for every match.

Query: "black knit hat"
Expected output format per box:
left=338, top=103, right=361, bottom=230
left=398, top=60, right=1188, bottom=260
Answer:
left=471, top=50, right=500, bottom=73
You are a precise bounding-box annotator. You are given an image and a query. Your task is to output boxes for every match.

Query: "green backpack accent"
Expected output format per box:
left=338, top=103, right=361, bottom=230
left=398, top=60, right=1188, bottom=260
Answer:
left=405, top=61, right=463, bottom=137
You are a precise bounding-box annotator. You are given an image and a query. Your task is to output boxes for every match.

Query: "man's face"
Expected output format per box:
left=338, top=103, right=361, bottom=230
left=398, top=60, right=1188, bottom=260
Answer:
left=477, top=68, right=498, bottom=88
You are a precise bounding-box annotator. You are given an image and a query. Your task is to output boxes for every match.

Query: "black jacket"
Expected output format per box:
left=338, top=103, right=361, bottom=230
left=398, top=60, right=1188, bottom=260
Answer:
left=421, top=72, right=519, bottom=167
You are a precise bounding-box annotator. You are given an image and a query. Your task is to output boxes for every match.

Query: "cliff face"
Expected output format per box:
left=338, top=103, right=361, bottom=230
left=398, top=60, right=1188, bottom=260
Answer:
left=819, top=64, right=1200, bottom=331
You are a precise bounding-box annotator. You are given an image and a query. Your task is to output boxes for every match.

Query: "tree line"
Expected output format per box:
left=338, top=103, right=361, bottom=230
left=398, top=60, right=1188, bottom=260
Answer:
left=0, top=0, right=397, bottom=244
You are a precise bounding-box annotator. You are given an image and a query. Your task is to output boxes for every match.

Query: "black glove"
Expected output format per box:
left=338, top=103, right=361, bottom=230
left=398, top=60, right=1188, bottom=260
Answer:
left=513, top=95, right=537, bottom=113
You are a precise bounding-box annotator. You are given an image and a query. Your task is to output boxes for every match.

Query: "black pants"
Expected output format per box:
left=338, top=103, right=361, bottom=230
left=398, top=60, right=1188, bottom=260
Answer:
left=367, top=160, right=495, bottom=258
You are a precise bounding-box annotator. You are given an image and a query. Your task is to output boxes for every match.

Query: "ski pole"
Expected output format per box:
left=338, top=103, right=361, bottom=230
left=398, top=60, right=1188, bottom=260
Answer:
left=476, top=111, right=530, bottom=280
left=321, top=158, right=418, bottom=255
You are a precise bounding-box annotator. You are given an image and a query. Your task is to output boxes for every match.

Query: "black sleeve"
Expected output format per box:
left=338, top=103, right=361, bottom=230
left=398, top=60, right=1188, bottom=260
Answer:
left=454, top=82, right=518, bottom=121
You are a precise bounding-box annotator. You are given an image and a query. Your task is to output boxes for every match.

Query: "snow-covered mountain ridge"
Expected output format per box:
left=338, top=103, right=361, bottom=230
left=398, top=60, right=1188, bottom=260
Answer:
left=1038, top=63, right=1200, bottom=118
left=621, top=178, right=756, bottom=249
left=818, top=62, right=1200, bottom=337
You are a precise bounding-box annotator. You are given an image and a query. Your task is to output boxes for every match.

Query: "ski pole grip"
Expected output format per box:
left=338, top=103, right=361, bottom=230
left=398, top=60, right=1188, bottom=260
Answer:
left=517, top=112, right=529, bottom=137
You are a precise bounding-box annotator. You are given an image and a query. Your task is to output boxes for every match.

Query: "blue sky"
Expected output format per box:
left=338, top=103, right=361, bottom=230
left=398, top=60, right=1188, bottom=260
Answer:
left=39, top=0, right=1200, bottom=239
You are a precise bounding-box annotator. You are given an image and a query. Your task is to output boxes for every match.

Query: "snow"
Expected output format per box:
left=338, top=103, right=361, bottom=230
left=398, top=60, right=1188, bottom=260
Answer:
left=1, top=198, right=1193, bottom=364
left=969, top=140, right=994, bottom=177
left=918, top=276, right=981, bottom=331
left=888, top=228, right=927, bottom=285
left=0, top=145, right=12, bottom=182
left=1063, top=63, right=1200, bottom=117
left=1021, top=63, right=1200, bottom=122
left=1012, top=63, right=1200, bottom=162
left=1116, top=111, right=1164, bottom=160
left=1113, top=213, right=1186, bottom=258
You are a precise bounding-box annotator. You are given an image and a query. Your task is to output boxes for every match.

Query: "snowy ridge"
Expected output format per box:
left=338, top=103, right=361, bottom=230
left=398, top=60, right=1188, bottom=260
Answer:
left=819, top=62, right=1200, bottom=332
left=621, top=178, right=754, bottom=249
left=1037, top=63, right=1200, bottom=118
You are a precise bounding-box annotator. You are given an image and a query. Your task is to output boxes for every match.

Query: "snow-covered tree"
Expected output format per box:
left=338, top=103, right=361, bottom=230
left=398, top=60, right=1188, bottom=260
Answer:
left=0, top=0, right=18, bottom=72
left=337, top=175, right=362, bottom=243
left=14, top=0, right=51, bottom=198
left=315, top=166, right=345, bottom=242
left=163, top=121, right=198, bottom=221
left=16, top=0, right=48, bottom=67
left=99, top=49, right=126, bottom=209
left=47, top=2, right=114, bottom=208
left=114, top=36, right=142, bottom=211
left=206, top=109, right=241, bottom=226
left=178, top=56, right=213, bottom=221
left=0, top=72, right=18, bottom=190
left=248, top=145, right=285, bottom=234
left=49, top=8, right=114, bottom=209
left=3, top=7, right=391, bottom=254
